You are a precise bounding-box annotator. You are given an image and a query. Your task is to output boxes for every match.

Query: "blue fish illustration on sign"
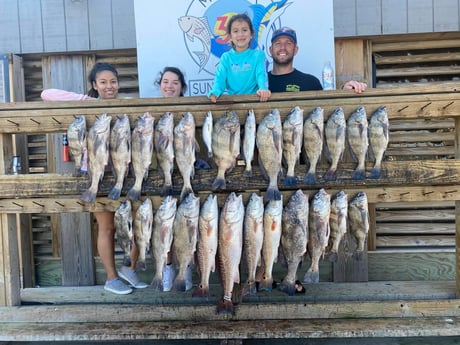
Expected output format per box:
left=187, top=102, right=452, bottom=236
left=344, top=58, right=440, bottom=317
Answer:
left=178, top=15, right=213, bottom=72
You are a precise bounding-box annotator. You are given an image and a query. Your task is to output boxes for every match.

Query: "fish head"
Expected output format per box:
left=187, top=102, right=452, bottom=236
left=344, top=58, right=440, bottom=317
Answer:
left=93, top=114, right=112, bottom=134
left=329, top=107, right=345, bottom=124
left=373, top=106, right=389, bottom=124
left=158, top=195, right=177, bottom=219
left=178, top=16, right=195, bottom=34
left=310, top=107, right=324, bottom=124
left=349, top=106, right=367, bottom=124
left=351, top=191, right=368, bottom=208
left=135, top=112, right=155, bottom=134
left=222, top=192, right=244, bottom=219
left=285, top=106, right=304, bottom=126
left=311, top=189, right=331, bottom=215
left=246, top=192, right=264, bottom=215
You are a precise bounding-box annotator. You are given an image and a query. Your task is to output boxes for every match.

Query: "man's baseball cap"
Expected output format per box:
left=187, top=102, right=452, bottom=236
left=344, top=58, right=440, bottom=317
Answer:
left=271, top=27, right=297, bottom=44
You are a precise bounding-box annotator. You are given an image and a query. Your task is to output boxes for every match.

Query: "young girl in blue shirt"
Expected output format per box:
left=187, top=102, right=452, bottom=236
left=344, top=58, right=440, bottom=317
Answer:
left=208, top=13, right=271, bottom=103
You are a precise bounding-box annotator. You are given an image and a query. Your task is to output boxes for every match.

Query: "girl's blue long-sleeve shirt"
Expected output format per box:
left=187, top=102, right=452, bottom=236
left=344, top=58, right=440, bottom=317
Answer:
left=208, top=48, right=268, bottom=97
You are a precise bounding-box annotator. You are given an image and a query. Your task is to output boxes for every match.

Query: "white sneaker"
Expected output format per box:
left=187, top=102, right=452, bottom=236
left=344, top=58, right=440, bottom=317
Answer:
left=162, top=264, right=175, bottom=292
left=185, top=265, right=193, bottom=291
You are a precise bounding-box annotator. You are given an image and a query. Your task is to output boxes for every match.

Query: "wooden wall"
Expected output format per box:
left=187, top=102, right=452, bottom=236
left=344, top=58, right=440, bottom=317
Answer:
left=0, top=0, right=136, bottom=54
left=1, top=0, right=460, bottom=54
left=334, top=0, right=460, bottom=37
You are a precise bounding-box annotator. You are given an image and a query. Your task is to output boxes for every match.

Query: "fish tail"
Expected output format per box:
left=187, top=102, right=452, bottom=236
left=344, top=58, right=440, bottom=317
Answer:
left=107, top=186, right=122, bottom=200
left=279, top=280, right=296, bottom=296
left=80, top=188, right=96, bottom=204
left=150, top=277, right=163, bottom=292
left=207, top=151, right=213, bottom=158
left=216, top=296, right=235, bottom=315
left=303, top=172, right=317, bottom=185
left=258, top=277, right=273, bottom=292
left=122, top=256, right=132, bottom=268
left=136, top=260, right=146, bottom=271
left=73, top=167, right=82, bottom=177
left=126, top=186, right=141, bottom=201
left=180, top=186, right=193, bottom=202
left=211, top=177, right=226, bottom=191
left=326, top=251, right=338, bottom=263
left=160, top=184, right=173, bottom=197
left=241, top=280, right=257, bottom=296
left=283, top=175, right=297, bottom=186
left=352, top=250, right=364, bottom=261
left=368, top=167, right=381, bottom=179
left=351, top=168, right=366, bottom=180
left=265, top=185, right=281, bottom=201
left=173, top=278, right=186, bottom=292
left=323, top=168, right=337, bottom=181
left=243, top=166, right=252, bottom=177
left=302, top=269, right=319, bottom=284
left=192, top=284, right=209, bottom=298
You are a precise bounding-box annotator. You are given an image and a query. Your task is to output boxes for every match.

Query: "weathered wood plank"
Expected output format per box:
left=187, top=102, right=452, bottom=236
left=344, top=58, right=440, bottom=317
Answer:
left=375, top=52, right=460, bottom=65
left=0, top=87, right=459, bottom=134
left=1, top=317, right=460, bottom=341
left=372, top=39, right=460, bottom=52
left=376, top=209, right=454, bottom=222
left=368, top=251, right=455, bottom=281
left=377, top=235, right=454, bottom=247
left=390, top=131, right=453, bottom=143
left=5, top=281, right=460, bottom=321
left=0, top=214, right=20, bottom=306
left=377, top=65, right=460, bottom=78
left=33, top=250, right=455, bottom=287
left=377, top=223, right=454, bottom=234
left=1, top=183, right=460, bottom=213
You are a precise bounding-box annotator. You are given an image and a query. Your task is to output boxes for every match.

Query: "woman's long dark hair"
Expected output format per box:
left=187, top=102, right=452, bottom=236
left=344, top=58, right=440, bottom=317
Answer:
left=87, top=62, right=119, bottom=98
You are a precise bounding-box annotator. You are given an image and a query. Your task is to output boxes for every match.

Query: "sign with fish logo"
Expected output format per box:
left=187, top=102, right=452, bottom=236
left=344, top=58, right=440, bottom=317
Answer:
left=135, top=0, right=334, bottom=97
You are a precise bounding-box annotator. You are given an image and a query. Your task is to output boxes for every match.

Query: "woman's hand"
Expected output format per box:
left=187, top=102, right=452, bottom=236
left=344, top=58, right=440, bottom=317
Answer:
left=257, top=89, right=271, bottom=102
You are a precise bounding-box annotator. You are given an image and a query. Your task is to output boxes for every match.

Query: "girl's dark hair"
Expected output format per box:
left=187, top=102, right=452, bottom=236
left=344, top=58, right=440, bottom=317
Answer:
left=87, top=62, right=119, bottom=98
left=227, top=13, right=254, bottom=48
left=155, top=66, right=187, bottom=96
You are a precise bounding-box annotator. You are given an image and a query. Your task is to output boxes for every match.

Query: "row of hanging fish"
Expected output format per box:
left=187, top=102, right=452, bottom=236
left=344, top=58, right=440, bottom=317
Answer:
left=114, top=188, right=369, bottom=315
left=68, top=112, right=156, bottom=203
left=291, top=105, right=389, bottom=185
left=203, top=106, right=388, bottom=201
left=67, top=106, right=388, bottom=204
left=67, top=111, right=198, bottom=203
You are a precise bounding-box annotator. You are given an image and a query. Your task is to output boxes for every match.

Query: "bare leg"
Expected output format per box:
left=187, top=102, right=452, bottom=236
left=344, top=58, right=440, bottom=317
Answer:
left=95, top=211, right=117, bottom=281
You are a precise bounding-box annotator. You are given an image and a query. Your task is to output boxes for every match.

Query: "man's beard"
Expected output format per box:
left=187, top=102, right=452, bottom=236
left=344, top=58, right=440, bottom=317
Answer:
left=272, top=55, right=294, bottom=66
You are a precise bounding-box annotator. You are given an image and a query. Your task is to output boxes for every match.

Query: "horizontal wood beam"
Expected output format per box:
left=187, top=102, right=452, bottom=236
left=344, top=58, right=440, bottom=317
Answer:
left=0, top=160, right=460, bottom=204
left=0, top=317, right=460, bottom=341
left=0, top=86, right=459, bottom=134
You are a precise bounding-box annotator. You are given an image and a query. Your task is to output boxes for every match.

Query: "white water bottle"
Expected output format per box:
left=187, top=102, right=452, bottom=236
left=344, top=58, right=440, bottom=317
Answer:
left=322, top=60, right=335, bottom=90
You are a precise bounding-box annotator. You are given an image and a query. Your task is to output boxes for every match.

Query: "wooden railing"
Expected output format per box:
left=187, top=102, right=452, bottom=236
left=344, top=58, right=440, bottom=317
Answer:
left=1, top=85, right=460, bottom=341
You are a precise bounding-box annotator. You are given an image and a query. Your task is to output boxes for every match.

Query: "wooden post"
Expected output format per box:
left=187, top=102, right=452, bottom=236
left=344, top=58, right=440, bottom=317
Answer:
left=42, top=55, right=95, bottom=286
left=0, top=213, right=20, bottom=306
left=455, top=117, right=460, bottom=297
